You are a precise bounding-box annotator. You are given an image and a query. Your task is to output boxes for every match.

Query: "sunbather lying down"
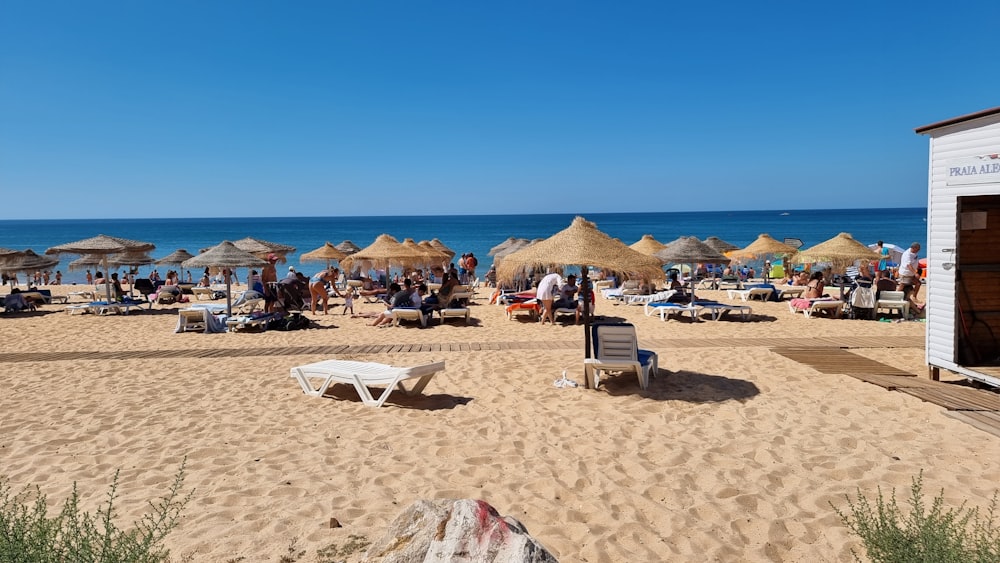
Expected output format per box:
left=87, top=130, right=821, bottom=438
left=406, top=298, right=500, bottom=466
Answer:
left=350, top=312, right=379, bottom=318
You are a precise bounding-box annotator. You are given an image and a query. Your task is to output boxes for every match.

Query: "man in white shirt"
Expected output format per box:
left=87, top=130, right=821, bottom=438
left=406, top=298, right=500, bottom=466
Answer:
left=897, top=242, right=924, bottom=313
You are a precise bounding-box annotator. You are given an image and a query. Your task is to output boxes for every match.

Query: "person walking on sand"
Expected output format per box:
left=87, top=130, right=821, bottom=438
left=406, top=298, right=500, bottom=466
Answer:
left=262, top=253, right=279, bottom=312
left=897, top=242, right=925, bottom=314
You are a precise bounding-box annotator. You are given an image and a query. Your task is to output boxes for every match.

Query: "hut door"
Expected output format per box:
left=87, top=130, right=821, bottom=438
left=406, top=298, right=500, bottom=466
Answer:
left=955, top=195, right=1000, bottom=366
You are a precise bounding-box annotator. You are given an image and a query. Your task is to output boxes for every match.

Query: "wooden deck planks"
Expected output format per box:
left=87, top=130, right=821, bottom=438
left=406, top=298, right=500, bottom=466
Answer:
left=770, top=347, right=914, bottom=376
left=898, top=386, right=1000, bottom=411
left=944, top=411, right=1000, bottom=438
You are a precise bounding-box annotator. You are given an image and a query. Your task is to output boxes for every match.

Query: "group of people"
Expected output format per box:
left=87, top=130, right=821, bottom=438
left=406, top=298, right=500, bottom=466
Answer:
left=535, top=271, right=593, bottom=325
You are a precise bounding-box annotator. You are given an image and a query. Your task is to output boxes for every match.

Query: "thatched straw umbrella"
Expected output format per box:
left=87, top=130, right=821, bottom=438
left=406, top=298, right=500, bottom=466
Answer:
left=629, top=234, right=668, bottom=256
left=182, top=241, right=269, bottom=316
left=654, top=237, right=731, bottom=300
left=489, top=237, right=524, bottom=257
left=0, top=250, right=59, bottom=286
left=793, top=232, right=881, bottom=271
left=46, top=235, right=155, bottom=303
left=335, top=240, right=361, bottom=255
left=702, top=236, right=740, bottom=254
left=233, top=237, right=296, bottom=257
left=340, top=234, right=426, bottom=273
left=68, top=253, right=107, bottom=271
left=497, top=217, right=665, bottom=377
left=156, top=249, right=196, bottom=283
left=0, top=248, right=19, bottom=258
left=300, top=242, right=348, bottom=270
left=429, top=238, right=456, bottom=260
left=400, top=238, right=440, bottom=270
left=728, top=233, right=798, bottom=260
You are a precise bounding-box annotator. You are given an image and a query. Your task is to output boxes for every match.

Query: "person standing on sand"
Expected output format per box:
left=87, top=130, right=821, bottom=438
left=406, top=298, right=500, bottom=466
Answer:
left=875, top=240, right=889, bottom=280
left=897, top=242, right=925, bottom=314
left=309, top=267, right=341, bottom=315
left=536, top=271, right=562, bottom=325
left=262, top=253, right=279, bottom=312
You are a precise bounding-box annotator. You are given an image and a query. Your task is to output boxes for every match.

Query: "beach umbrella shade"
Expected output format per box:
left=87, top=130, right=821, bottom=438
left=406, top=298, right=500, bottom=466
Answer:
left=340, top=234, right=425, bottom=273
left=0, top=248, right=19, bottom=258
left=492, top=238, right=540, bottom=263
left=0, top=250, right=59, bottom=281
left=400, top=238, right=441, bottom=269
left=702, top=236, right=740, bottom=254
left=109, top=250, right=156, bottom=268
left=335, top=240, right=361, bottom=255
left=497, top=216, right=665, bottom=383
left=300, top=242, right=348, bottom=269
left=46, top=234, right=155, bottom=303
left=868, top=242, right=905, bottom=265
left=232, top=237, right=296, bottom=266
left=68, top=253, right=107, bottom=271
left=728, top=233, right=799, bottom=261
left=629, top=234, right=668, bottom=256
left=156, top=249, right=196, bottom=282
left=182, top=241, right=268, bottom=317
left=429, top=238, right=456, bottom=260
left=655, top=236, right=731, bottom=300
left=794, top=232, right=882, bottom=271
left=489, top=237, right=524, bottom=256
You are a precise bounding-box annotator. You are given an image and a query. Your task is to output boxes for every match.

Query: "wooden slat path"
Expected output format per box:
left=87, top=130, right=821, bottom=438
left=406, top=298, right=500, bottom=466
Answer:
left=770, top=345, right=1000, bottom=438
left=0, top=336, right=924, bottom=364
left=769, top=347, right=914, bottom=376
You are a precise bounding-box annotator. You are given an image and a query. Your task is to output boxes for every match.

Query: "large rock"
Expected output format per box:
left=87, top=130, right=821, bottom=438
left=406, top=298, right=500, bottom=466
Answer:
left=365, top=499, right=558, bottom=562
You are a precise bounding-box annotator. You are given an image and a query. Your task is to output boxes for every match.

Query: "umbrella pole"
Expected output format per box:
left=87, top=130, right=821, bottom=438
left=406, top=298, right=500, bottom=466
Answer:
left=581, top=266, right=592, bottom=389
left=102, top=256, right=112, bottom=303
left=226, top=276, right=233, bottom=317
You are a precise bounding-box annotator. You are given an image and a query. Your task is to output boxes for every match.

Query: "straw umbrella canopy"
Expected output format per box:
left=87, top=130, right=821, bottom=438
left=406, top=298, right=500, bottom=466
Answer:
left=793, top=232, right=881, bottom=271
left=418, top=241, right=452, bottom=272
left=300, top=242, right=348, bottom=269
left=0, top=248, right=19, bottom=258
left=156, top=249, right=196, bottom=282
left=655, top=237, right=731, bottom=301
left=182, top=241, right=268, bottom=317
left=492, top=238, right=539, bottom=262
left=489, top=237, right=523, bottom=257
left=340, top=234, right=425, bottom=273
left=702, top=236, right=740, bottom=254
left=233, top=237, right=296, bottom=256
left=0, top=250, right=59, bottom=282
left=630, top=234, right=668, bottom=256
left=68, top=254, right=107, bottom=271
left=46, top=235, right=155, bottom=303
left=497, top=217, right=665, bottom=379
left=429, top=238, right=456, bottom=260
left=335, top=240, right=361, bottom=255
left=728, top=233, right=798, bottom=261
left=109, top=250, right=156, bottom=268
left=400, top=238, right=440, bottom=270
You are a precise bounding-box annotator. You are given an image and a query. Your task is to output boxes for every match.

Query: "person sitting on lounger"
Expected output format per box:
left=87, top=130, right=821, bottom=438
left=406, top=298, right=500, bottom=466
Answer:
left=109, top=272, right=125, bottom=301
left=3, top=288, right=33, bottom=312
left=803, top=271, right=827, bottom=299
left=369, top=282, right=409, bottom=327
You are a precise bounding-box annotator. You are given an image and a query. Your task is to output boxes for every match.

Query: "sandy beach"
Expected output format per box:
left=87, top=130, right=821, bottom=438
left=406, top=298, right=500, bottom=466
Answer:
left=2, top=283, right=998, bottom=562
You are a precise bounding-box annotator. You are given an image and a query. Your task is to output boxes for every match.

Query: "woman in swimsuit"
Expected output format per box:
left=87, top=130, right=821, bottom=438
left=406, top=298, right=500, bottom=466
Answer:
left=309, top=268, right=341, bottom=315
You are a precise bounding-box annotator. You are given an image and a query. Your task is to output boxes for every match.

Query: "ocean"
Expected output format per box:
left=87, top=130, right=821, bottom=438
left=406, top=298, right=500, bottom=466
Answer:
left=0, top=208, right=927, bottom=284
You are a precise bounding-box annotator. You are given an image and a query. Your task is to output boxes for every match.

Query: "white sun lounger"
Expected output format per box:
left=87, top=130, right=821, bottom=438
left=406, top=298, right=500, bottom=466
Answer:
left=727, top=287, right=774, bottom=302
left=392, top=307, right=428, bottom=327
left=290, top=359, right=446, bottom=407
left=643, top=301, right=701, bottom=321
left=438, top=307, right=470, bottom=324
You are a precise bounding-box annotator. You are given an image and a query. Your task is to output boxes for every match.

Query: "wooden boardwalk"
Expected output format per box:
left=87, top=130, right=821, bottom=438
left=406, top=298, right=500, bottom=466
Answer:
left=771, top=345, right=1000, bottom=438
left=0, top=335, right=925, bottom=363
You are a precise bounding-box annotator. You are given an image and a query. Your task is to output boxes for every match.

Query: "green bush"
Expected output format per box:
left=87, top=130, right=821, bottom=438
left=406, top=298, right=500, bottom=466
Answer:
left=834, top=471, right=1000, bottom=563
left=0, top=461, right=191, bottom=562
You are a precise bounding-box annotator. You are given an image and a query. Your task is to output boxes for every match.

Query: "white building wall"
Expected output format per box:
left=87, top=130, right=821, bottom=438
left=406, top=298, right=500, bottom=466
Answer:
left=923, top=115, right=1000, bottom=375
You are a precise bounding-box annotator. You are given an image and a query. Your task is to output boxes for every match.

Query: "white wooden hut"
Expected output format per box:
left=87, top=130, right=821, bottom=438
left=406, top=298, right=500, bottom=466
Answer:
left=916, top=106, right=1000, bottom=386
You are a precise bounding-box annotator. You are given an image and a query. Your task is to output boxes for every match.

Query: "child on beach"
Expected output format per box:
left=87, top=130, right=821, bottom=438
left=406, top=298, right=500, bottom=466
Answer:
left=342, top=289, right=355, bottom=315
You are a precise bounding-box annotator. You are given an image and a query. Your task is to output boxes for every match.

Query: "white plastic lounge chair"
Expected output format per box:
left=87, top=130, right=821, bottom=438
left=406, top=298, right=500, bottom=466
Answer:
left=392, top=307, right=427, bottom=327
left=693, top=301, right=753, bottom=321
left=788, top=298, right=844, bottom=318
left=623, top=290, right=676, bottom=306
left=726, top=287, right=774, bottom=302
left=438, top=308, right=470, bottom=324
left=775, top=286, right=806, bottom=300
left=191, top=287, right=214, bottom=300
left=644, top=301, right=701, bottom=321
left=875, top=290, right=909, bottom=318
left=583, top=323, right=657, bottom=390
left=290, top=359, right=446, bottom=407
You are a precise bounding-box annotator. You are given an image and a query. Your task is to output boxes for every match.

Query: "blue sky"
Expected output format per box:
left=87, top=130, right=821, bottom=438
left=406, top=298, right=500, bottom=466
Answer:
left=1, top=1, right=997, bottom=220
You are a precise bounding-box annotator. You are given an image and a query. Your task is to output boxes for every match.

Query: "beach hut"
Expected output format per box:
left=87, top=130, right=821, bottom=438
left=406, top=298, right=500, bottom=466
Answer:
left=916, top=106, right=1000, bottom=387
